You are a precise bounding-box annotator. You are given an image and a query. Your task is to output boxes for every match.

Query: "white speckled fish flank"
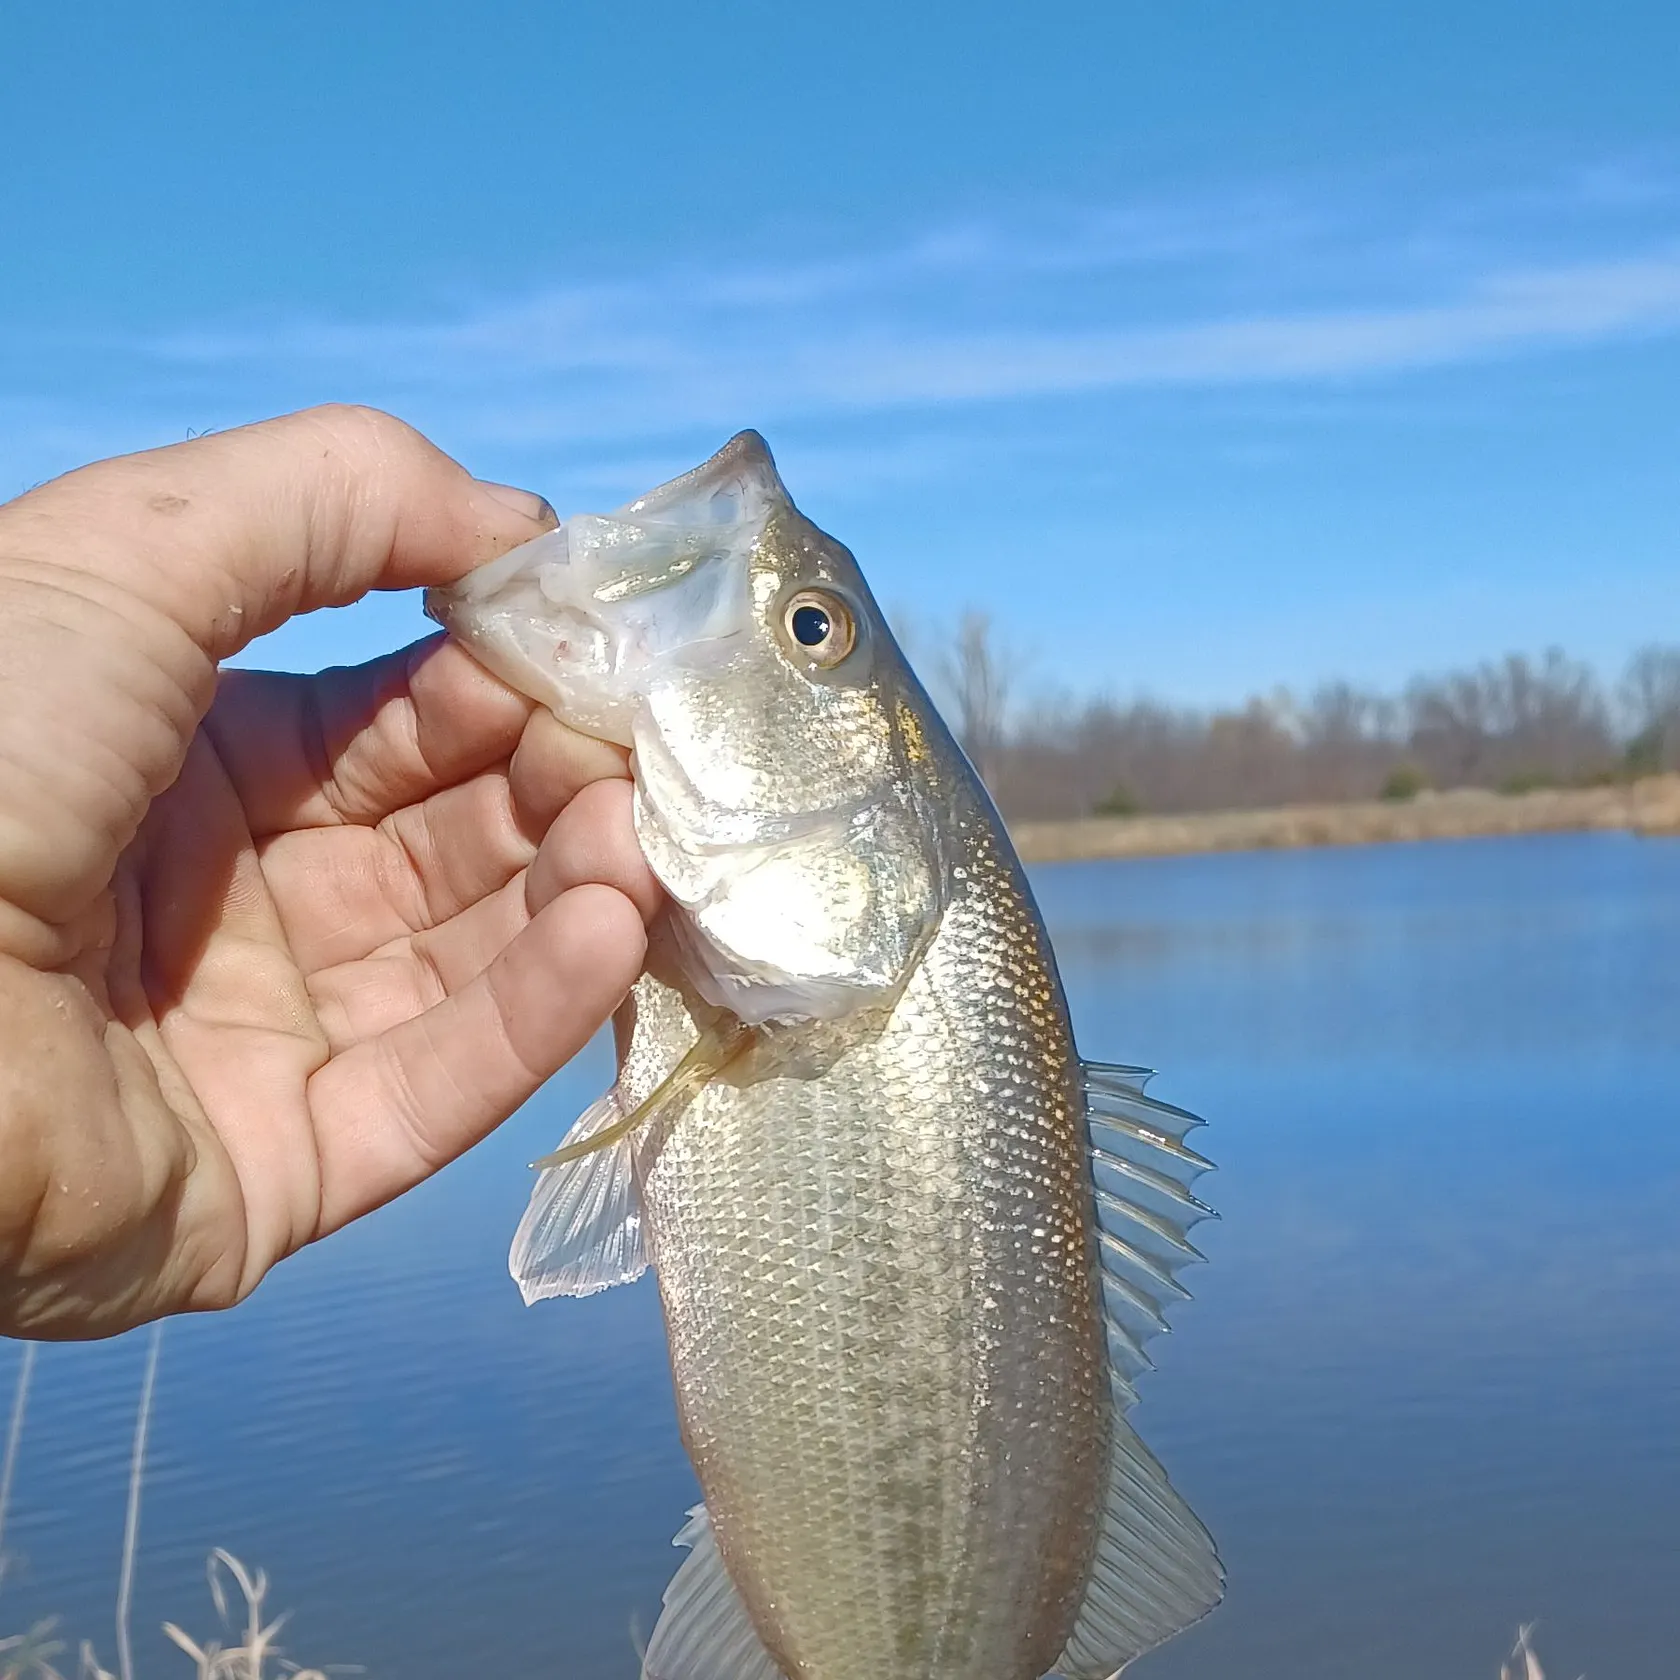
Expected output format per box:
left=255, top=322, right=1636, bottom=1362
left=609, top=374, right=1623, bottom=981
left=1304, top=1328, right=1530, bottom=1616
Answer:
left=428, top=433, right=1221, bottom=1680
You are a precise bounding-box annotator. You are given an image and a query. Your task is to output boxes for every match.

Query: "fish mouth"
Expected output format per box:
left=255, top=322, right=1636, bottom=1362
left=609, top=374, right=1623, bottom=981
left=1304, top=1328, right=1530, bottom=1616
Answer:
left=424, top=432, right=788, bottom=749
left=428, top=430, right=953, bottom=1027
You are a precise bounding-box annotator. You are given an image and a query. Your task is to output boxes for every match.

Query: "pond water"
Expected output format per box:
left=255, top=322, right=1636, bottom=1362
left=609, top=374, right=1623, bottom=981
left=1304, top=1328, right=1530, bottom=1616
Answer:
left=3, top=831, right=1678, bottom=1680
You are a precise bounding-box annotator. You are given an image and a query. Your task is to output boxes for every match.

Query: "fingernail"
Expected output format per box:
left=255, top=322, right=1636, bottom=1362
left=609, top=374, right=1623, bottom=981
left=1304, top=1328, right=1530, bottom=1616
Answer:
left=476, top=480, right=557, bottom=527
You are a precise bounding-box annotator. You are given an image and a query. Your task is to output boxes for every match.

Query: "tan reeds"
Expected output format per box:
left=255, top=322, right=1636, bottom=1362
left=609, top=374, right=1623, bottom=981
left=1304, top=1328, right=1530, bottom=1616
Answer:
left=1501, top=1622, right=1546, bottom=1680
left=114, top=1326, right=162, bottom=1680
left=0, top=1618, right=66, bottom=1680
left=1500, top=1623, right=1587, bottom=1680
left=0, top=1336, right=345, bottom=1680
left=83, top=1549, right=351, bottom=1680
left=0, top=1343, right=36, bottom=1579
left=1, top=1341, right=63, bottom=1680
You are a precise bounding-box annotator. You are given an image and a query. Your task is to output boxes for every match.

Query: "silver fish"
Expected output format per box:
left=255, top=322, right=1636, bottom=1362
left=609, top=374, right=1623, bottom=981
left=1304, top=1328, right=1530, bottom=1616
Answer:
left=427, top=434, right=1221, bottom=1680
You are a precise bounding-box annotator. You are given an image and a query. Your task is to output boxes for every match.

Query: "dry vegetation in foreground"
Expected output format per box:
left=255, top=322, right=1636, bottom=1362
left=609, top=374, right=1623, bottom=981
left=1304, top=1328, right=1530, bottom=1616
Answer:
left=0, top=1334, right=348, bottom=1680
left=1, top=1330, right=1589, bottom=1680
left=1501, top=1621, right=1585, bottom=1680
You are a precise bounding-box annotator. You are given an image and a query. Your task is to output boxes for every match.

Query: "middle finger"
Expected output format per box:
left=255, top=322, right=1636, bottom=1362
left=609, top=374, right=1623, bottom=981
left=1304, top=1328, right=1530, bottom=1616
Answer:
left=259, top=769, right=535, bottom=972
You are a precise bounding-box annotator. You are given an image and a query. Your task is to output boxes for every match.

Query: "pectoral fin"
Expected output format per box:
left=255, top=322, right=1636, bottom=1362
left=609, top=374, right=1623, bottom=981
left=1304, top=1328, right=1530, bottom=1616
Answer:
left=509, top=1090, right=648, bottom=1303
left=535, top=1016, right=757, bottom=1169
left=510, top=1019, right=760, bottom=1305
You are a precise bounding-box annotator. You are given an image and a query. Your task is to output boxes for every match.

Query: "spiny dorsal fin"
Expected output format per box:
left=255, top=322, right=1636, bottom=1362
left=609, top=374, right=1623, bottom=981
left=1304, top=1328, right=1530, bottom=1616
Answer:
left=642, top=1505, right=787, bottom=1680
left=1048, top=1060, right=1223, bottom=1676
left=1082, top=1059, right=1216, bottom=1409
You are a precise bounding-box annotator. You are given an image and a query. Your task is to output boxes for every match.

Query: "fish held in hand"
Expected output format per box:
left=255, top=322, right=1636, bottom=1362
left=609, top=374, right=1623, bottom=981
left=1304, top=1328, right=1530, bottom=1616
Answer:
left=426, top=433, right=1222, bottom=1680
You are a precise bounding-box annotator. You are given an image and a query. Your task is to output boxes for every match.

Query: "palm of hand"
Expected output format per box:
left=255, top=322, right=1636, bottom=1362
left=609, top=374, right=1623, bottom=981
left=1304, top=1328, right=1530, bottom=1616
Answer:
left=0, top=408, right=657, bottom=1338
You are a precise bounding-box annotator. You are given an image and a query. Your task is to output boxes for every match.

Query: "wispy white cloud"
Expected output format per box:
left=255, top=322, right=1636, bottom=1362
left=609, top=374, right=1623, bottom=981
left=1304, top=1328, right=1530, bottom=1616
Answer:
left=5, top=169, right=1676, bottom=699
left=6, top=173, right=1680, bottom=474
left=108, top=233, right=1680, bottom=449
left=798, top=251, right=1680, bottom=404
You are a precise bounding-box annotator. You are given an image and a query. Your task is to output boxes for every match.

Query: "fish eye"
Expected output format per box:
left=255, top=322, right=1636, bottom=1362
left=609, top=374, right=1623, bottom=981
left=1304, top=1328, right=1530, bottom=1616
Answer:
left=781, top=589, right=856, bottom=667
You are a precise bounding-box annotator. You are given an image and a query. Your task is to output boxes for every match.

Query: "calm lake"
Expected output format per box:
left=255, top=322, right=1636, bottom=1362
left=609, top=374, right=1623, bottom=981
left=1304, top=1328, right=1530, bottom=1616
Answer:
left=4, top=831, right=1678, bottom=1680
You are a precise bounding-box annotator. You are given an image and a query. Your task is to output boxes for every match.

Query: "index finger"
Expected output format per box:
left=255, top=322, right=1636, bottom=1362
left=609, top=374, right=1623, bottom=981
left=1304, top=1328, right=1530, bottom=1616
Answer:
left=1, top=404, right=555, bottom=663
left=0, top=408, right=558, bottom=940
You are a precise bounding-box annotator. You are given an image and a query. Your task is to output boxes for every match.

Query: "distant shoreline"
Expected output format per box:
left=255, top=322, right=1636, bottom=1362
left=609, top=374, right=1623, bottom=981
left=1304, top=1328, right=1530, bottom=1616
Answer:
left=1010, top=774, right=1680, bottom=864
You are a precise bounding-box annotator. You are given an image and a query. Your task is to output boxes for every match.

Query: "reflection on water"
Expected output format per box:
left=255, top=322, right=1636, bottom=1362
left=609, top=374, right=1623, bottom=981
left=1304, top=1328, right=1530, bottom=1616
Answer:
left=3, top=833, right=1677, bottom=1678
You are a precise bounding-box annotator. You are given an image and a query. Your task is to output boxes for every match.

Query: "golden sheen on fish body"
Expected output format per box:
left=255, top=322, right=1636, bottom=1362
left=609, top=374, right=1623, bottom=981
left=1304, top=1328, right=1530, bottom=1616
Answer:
left=426, top=434, right=1223, bottom=1680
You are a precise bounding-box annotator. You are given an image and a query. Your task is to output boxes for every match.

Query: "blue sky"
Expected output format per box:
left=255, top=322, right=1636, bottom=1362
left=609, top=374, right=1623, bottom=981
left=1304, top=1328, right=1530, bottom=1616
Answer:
left=2, top=0, right=1677, bottom=706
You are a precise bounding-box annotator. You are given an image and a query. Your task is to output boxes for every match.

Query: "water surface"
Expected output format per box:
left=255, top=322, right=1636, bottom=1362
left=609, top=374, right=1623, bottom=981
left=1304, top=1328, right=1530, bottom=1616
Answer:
left=3, top=832, right=1677, bottom=1678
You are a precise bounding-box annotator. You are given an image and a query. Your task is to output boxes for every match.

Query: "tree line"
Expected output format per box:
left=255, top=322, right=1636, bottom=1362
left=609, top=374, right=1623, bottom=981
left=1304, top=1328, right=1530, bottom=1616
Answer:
left=928, top=617, right=1680, bottom=822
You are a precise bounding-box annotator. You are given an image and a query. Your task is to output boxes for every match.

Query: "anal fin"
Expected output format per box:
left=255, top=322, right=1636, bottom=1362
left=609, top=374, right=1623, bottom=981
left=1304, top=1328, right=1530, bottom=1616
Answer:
left=642, top=1504, right=787, bottom=1680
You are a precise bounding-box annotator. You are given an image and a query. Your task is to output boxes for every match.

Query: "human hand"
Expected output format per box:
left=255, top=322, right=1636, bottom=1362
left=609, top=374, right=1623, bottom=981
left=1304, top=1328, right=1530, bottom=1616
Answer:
left=0, top=406, right=661, bottom=1339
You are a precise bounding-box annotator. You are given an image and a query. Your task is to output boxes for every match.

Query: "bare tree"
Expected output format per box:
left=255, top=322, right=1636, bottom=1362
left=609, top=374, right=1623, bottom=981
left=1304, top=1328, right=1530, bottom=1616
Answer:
left=1405, top=649, right=1613, bottom=789
left=1620, top=644, right=1680, bottom=772
left=1294, top=682, right=1404, bottom=801
left=938, top=621, right=1655, bottom=822
left=937, top=611, right=1014, bottom=792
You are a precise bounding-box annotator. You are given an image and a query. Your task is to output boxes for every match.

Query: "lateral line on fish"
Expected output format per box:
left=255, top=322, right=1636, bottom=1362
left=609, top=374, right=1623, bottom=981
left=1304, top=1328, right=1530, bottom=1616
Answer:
left=533, top=1017, right=759, bottom=1168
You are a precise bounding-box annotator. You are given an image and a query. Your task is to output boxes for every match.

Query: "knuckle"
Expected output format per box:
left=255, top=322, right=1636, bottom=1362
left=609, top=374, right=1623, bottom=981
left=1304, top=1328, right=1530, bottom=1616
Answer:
left=273, top=404, right=438, bottom=482
left=300, top=401, right=410, bottom=443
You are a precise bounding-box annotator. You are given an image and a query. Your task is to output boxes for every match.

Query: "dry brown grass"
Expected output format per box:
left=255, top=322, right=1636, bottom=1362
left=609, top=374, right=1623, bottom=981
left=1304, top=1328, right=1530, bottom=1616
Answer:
left=80, top=1549, right=351, bottom=1680
left=1499, top=1623, right=1587, bottom=1680
left=0, top=1607, right=66, bottom=1680
left=1012, top=771, right=1680, bottom=862
left=1, top=1339, right=349, bottom=1680
left=4, top=1338, right=1589, bottom=1679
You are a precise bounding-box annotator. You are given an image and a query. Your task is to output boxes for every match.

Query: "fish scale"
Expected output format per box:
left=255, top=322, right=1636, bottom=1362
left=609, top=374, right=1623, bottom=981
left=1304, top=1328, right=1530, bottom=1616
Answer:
left=622, top=797, right=1107, bottom=1680
left=428, top=430, right=1221, bottom=1680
